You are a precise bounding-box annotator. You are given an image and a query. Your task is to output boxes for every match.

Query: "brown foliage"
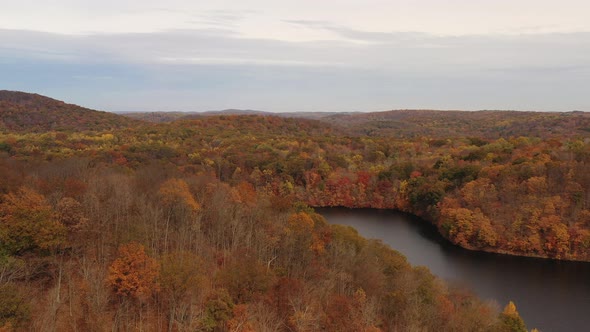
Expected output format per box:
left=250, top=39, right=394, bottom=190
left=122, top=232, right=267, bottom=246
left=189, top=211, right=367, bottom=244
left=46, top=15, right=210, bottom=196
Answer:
left=159, top=178, right=201, bottom=212
left=107, top=242, right=160, bottom=301
left=0, top=187, right=66, bottom=254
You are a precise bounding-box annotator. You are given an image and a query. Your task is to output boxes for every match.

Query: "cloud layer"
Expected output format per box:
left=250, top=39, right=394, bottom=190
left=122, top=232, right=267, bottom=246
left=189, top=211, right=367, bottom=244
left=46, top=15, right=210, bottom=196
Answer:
left=1, top=2, right=589, bottom=112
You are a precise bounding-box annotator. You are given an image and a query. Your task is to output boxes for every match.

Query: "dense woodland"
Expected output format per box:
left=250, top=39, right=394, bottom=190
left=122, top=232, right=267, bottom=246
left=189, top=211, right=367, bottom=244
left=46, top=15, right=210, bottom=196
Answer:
left=3, top=91, right=589, bottom=330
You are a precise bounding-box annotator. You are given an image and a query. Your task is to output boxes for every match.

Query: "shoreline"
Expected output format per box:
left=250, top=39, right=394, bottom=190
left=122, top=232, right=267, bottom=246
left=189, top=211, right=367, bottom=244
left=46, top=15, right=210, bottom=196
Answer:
left=311, top=204, right=590, bottom=263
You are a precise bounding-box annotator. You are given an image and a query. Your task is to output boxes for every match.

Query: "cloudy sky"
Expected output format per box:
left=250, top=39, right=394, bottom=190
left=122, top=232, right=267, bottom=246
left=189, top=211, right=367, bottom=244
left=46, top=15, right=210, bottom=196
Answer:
left=1, top=0, right=589, bottom=112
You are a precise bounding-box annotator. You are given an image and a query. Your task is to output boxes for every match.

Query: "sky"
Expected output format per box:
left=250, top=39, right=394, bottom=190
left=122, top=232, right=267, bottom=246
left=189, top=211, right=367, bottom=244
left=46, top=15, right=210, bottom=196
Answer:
left=1, top=0, right=589, bottom=112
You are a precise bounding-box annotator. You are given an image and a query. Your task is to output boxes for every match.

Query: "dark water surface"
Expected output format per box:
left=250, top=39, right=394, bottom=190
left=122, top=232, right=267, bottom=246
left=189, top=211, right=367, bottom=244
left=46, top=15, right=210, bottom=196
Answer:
left=318, top=208, right=590, bottom=332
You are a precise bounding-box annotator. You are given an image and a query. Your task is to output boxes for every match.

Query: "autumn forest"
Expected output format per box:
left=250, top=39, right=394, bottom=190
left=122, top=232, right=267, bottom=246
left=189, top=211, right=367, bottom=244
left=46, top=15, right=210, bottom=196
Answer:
left=3, top=90, right=590, bottom=331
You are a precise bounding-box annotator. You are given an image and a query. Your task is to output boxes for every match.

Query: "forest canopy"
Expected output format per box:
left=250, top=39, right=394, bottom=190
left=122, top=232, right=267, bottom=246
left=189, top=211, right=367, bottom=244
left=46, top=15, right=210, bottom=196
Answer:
left=3, top=91, right=587, bottom=330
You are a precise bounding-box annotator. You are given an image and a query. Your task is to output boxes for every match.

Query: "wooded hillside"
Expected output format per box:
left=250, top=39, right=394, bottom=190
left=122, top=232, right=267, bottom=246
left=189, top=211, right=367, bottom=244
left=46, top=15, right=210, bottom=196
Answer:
left=4, top=92, right=587, bottom=331
left=0, top=90, right=140, bottom=132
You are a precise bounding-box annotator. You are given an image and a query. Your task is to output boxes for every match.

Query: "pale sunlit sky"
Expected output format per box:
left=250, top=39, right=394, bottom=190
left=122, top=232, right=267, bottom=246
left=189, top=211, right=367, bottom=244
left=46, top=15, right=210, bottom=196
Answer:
left=1, top=0, right=589, bottom=112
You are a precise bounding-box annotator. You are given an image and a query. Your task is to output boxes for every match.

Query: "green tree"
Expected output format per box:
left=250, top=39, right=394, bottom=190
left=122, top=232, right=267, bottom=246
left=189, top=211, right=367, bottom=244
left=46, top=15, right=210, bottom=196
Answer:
left=201, top=289, right=234, bottom=331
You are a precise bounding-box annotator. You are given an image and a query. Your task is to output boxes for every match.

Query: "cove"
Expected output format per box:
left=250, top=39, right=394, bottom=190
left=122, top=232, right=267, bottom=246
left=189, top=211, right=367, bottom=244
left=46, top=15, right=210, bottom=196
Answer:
left=317, top=207, right=590, bottom=332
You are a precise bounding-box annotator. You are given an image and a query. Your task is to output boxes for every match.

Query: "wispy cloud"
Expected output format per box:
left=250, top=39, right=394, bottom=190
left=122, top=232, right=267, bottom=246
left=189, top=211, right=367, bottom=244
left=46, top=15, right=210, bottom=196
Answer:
left=285, top=20, right=430, bottom=43
left=184, top=9, right=251, bottom=29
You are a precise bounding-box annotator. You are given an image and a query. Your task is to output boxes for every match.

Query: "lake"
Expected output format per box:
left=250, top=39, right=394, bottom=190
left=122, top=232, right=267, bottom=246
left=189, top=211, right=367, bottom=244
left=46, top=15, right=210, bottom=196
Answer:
left=318, top=208, right=590, bottom=332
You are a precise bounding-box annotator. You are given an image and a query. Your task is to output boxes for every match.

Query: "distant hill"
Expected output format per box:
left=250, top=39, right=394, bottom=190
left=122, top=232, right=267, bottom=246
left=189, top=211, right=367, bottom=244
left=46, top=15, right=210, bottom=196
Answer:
left=120, top=109, right=353, bottom=123
left=322, top=109, right=590, bottom=139
left=278, top=111, right=356, bottom=120
left=120, top=109, right=268, bottom=123
left=201, top=109, right=269, bottom=116
left=119, top=107, right=590, bottom=139
left=195, top=109, right=351, bottom=120
left=120, top=111, right=198, bottom=123
left=0, top=91, right=140, bottom=132
left=4, top=92, right=588, bottom=139
left=168, top=114, right=345, bottom=139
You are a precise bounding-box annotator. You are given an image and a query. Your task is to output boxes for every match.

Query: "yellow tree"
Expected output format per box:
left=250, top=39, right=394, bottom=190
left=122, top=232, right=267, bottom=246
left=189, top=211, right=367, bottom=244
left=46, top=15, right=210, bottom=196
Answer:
left=440, top=207, right=475, bottom=247
left=472, top=209, right=497, bottom=247
left=540, top=215, right=570, bottom=258
left=499, top=301, right=527, bottom=332
left=159, top=178, right=201, bottom=212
